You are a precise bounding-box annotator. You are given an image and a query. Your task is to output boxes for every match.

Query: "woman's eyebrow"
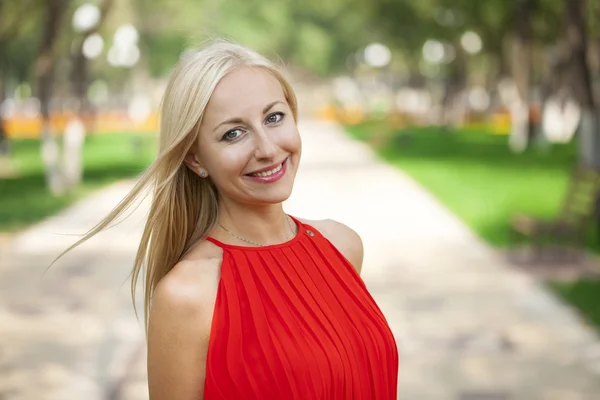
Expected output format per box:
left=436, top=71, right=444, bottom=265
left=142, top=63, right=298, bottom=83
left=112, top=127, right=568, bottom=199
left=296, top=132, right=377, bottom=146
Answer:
left=262, top=100, right=285, bottom=114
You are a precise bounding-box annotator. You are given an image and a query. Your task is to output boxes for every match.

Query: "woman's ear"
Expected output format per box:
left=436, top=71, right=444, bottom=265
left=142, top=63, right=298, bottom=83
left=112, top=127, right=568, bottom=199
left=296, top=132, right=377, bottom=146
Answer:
left=183, top=152, right=208, bottom=178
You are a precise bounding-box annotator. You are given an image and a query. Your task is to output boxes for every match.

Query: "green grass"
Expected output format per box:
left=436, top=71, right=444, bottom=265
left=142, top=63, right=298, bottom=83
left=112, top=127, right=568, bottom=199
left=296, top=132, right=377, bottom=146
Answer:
left=550, top=280, right=600, bottom=329
left=347, top=121, right=582, bottom=247
left=346, top=120, right=600, bottom=331
left=0, top=133, right=156, bottom=232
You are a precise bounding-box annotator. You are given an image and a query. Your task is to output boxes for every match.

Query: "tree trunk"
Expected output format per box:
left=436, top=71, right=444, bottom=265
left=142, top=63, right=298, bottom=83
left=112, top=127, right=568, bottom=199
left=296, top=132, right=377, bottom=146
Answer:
left=0, top=0, right=7, bottom=165
left=72, top=44, right=90, bottom=117
left=35, top=0, right=69, bottom=194
left=442, top=45, right=468, bottom=128
left=591, top=0, right=600, bottom=79
left=63, top=0, right=114, bottom=190
left=490, top=44, right=510, bottom=109
left=0, top=74, right=12, bottom=178
left=71, top=0, right=114, bottom=120
left=0, top=34, right=9, bottom=158
left=509, top=0, right=535, bottom=152
left=477, top=2, right=513, bottom=114
left=0, top=74, right=8, bottom=157
left=562, top=0, right=599, bottom=166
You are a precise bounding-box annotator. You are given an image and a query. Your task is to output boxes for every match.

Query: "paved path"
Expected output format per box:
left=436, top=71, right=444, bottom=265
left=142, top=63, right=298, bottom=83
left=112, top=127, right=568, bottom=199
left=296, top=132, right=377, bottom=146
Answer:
left=1, top=119, right=600, bottom=399
left=0, top=182, right=150, bottom=400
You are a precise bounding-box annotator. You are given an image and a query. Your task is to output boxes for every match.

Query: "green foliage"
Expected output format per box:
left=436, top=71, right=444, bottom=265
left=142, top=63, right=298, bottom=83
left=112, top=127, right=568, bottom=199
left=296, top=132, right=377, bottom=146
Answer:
left=0, top=0, right=572, bottom=85
left=0, top=0, right=43, bottom=40
left=2, top=36, right=38, bottom=82
left=140, top=33, right=188, bottom=78
left=0, top=0, right=44, bottom=84
left=291, top=23, right=333, bottom=76
left=364, top=0, right=564, bottom=78
left=127, top=0, right=378, bottom=77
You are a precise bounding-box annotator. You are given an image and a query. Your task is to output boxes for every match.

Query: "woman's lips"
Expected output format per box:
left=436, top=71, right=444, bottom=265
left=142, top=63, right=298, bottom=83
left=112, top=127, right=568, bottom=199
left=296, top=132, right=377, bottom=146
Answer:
left=244, top=157, right=288, bottom=183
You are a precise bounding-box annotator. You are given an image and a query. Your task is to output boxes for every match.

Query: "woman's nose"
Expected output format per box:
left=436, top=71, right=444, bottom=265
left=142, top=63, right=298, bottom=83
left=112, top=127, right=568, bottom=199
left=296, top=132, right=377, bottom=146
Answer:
left=253, top=128, right=278, bottom=160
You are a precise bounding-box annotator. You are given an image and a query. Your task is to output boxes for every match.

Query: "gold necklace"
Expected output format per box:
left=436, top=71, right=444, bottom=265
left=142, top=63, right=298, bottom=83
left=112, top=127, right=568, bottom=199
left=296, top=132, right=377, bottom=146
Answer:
left=218, top=215, right=297, bottom=247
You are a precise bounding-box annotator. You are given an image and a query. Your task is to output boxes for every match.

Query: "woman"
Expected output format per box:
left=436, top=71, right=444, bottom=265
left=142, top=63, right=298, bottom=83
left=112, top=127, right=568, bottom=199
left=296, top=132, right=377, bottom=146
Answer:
left=63, top=40, right=398, bottom=399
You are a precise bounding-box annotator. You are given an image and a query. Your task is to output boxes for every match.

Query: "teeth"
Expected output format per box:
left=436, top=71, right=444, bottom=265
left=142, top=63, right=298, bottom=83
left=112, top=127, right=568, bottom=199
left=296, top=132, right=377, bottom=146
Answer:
left=250, top=162, right=283, bottom=177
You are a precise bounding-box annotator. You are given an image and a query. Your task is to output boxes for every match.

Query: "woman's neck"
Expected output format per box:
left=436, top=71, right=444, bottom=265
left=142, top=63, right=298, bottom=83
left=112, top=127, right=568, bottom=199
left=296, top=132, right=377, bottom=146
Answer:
left=214, top=201, right=295, bottom=246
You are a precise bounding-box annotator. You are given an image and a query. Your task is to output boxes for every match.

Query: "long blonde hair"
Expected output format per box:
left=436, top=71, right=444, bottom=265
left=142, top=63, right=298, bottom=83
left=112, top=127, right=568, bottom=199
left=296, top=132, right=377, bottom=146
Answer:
left=57, top=40, right=298, bottom=330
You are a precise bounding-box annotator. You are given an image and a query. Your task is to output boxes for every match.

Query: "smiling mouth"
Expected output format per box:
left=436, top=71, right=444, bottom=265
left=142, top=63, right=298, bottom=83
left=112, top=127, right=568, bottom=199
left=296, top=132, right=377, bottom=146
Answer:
left=246, top=158, right=287, bottom=177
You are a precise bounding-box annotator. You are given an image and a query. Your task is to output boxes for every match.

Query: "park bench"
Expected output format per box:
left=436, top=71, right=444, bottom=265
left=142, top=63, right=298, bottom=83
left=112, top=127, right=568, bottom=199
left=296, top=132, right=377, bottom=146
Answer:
left=510, top=165, right=600, bottom=261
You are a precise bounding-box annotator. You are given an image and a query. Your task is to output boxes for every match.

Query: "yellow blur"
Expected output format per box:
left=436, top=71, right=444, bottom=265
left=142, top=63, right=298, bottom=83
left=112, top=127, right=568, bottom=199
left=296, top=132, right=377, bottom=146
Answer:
left=312, top=104, right=512, bottom=135
left=6, top=111, right=159, bottom=139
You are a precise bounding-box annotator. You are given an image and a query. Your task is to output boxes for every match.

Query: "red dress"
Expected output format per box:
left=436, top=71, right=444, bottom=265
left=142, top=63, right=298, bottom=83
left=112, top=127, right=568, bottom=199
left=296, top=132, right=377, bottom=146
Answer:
left=203, top=216, right=398, bottom=399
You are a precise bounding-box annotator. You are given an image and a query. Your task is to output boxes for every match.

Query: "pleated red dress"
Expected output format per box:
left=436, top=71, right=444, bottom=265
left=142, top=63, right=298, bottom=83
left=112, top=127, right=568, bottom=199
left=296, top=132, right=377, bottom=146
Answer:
left=203, top=216, right=398, bottom=399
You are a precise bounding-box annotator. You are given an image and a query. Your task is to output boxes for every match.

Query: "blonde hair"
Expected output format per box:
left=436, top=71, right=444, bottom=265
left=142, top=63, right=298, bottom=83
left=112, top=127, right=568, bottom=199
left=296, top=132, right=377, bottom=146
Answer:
left=57, top=40, right=298, bottom=330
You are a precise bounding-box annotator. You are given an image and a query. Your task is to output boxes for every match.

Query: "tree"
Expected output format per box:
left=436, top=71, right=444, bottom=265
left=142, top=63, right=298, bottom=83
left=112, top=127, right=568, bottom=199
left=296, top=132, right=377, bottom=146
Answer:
left=0, top=0, right=42, bottom=158
left=561, top=0, right=599, bottom=166
left=35, top=0, right=71, bottom=194
left=62, top=0, right=115, bottom=189
left=132, top=0, right=375, bottom=78
left=71, top=0, right=115, bottom=120
left=509, top=0, right=536, bottom=152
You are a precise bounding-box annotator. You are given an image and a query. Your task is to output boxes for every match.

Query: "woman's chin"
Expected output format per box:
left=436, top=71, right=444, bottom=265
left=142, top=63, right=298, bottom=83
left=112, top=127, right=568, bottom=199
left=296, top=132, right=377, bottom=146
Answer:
left=256, top=191, right=293, bottom=206
left=220, top=176, right=296, bottom=207
left=245, top=186, right=294, bottom=206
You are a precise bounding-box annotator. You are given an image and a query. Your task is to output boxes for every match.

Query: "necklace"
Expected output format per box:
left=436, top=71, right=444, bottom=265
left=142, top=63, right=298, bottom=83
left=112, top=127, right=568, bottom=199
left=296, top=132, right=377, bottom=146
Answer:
left=218, top=215, right=297, bottom=247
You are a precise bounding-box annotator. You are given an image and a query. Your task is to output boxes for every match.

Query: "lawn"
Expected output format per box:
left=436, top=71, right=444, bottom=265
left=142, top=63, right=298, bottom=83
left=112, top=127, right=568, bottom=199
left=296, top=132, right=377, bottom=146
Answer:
left=0, top=133, right=156, bottom=232
left=345, top=119, right=600, bottom=331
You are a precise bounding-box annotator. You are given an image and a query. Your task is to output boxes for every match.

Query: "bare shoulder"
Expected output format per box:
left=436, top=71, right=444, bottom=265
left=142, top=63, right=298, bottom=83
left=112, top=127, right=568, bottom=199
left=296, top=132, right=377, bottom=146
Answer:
left=150, top=242, right=221, bottom=324
left=299, top=218, right=364, bottom=275
left=147, top=240, right=222, bottom=399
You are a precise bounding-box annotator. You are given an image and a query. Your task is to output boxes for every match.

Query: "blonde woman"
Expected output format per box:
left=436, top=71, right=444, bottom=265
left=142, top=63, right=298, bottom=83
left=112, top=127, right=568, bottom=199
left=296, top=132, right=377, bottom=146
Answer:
left=63, top=40, right=398, bottom=399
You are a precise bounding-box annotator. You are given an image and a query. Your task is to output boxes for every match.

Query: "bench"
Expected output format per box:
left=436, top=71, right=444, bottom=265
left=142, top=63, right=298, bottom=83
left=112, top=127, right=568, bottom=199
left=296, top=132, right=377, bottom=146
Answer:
left=510, top=165, right=600, bottom=261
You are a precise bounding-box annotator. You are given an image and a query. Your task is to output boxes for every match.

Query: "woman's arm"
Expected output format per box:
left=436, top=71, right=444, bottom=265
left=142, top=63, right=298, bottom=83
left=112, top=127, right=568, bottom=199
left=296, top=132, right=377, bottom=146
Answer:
left=147, top=258, right=219, bottom=399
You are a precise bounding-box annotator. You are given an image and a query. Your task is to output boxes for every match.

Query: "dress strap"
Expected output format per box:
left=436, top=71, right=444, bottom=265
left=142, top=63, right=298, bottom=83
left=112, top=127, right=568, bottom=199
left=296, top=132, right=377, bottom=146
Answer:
left=288, top=215, right=322, bottom=240
left=204, top=236, right=222, bottom=246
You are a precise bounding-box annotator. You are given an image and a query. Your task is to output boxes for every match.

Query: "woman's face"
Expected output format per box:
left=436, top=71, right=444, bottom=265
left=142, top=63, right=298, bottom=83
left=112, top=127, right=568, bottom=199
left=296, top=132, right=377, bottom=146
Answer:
left=190, top=67, right=301, bottom=207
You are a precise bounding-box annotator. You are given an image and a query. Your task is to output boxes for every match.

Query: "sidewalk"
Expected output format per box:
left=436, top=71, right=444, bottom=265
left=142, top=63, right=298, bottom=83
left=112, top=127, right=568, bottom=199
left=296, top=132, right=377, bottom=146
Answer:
left=1, top=119, right=599, bottom=399
left=0, top=181, right=149, bottom=399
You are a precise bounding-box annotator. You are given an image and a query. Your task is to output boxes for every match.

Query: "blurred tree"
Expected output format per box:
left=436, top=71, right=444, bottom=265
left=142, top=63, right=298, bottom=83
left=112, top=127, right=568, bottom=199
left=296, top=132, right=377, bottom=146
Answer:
left=0, top=0, right=41, bottom=157
left=131, top=0, right=375, bottom=78
left=589, top=0, right=600, bottom=77
left=71, top=0, right=115, bottom=122
left=509, top=0, right=536, bottom=152
left=61, top=0, right=116, bottom=190
left=561, top=0, right=599, bottom=166
left=131, top=0, right=195, bottom=77
left=36, top=0, right=71, bottom=194
left=285, top=0, right=376, bottom=75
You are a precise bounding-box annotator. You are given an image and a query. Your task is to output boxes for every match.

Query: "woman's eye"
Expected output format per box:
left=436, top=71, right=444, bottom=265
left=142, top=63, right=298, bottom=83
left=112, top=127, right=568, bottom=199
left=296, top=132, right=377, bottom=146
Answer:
left=223, top=129, right=243, bottom=141
left=266, top=112, right=284, bottom=124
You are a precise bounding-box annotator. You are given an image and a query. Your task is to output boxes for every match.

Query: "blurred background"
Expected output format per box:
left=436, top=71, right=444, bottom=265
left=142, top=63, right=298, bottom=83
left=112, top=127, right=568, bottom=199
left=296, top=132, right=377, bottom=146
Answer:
left=2, top=0, right=600, bottom=399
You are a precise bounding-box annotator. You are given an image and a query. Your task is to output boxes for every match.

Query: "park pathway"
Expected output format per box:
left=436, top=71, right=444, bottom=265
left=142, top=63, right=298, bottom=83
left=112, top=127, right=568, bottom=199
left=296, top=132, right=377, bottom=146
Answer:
left=1, top=119, right=599, bottom=399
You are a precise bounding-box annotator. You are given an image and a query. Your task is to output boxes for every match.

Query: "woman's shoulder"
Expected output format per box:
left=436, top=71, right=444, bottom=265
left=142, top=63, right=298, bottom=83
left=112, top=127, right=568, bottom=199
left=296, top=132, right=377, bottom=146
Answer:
left=151, top=239, right=222, bottom=322
left=298, top=217, right=364, bottom=275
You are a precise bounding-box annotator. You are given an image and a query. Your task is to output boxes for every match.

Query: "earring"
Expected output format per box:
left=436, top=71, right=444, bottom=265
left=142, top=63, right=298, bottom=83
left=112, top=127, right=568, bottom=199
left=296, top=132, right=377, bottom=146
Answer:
left=200, top=171, right=207, bottom=178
